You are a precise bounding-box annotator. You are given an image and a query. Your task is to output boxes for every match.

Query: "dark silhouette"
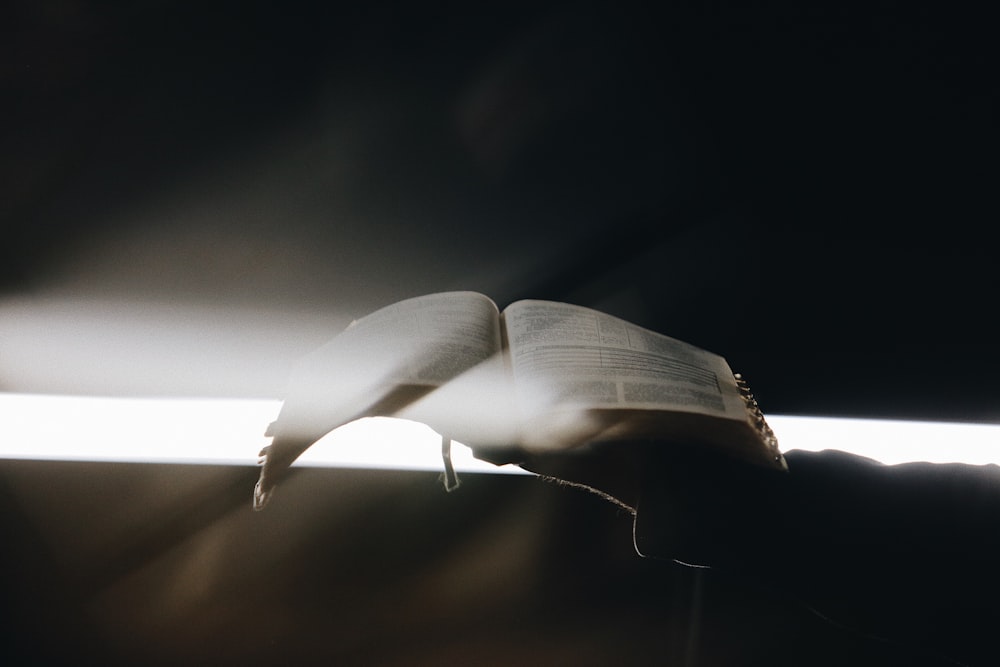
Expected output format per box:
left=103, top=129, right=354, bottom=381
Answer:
left=513, top=444, right=1000, bottom=666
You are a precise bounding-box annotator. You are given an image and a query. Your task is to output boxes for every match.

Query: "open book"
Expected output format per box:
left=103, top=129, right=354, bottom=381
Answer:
left=254, top=291, right=785, bottom=509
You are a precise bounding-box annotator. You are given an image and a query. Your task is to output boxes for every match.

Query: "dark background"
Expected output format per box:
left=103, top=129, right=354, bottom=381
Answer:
left=2, top=1, right=997, bottom=664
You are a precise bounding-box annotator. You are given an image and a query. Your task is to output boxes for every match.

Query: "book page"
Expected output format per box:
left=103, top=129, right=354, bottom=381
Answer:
left=502, top=300, right=746, bottom=421
left=256, top=291, right=504, bottom=509
left=338, top=291, right=501, bottom=385
left=275, top=291, right=502, bottom=439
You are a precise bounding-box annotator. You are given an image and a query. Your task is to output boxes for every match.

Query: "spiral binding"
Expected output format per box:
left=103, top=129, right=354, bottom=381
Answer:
left=734, top=373, right=786, bottom=469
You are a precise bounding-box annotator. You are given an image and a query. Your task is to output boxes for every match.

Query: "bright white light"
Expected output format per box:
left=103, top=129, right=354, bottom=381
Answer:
left=0, top=393, right=997, bottom=468
left=0, top=393, right=527, bottom=474
left=767, top=414, right=1000, bottom=465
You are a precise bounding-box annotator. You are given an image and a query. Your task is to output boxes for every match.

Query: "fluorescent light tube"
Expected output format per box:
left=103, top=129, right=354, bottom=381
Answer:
left=0, top=394, right=996, bottom=468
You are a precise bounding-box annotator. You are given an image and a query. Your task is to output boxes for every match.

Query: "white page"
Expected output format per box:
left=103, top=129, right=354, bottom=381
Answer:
left=503, top=300, right=745, bottom=420
left=275, top=291, right=502, bottom=438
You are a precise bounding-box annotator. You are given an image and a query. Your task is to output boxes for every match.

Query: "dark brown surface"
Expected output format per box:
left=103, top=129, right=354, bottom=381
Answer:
left=1, top=456, right=992, bottom=666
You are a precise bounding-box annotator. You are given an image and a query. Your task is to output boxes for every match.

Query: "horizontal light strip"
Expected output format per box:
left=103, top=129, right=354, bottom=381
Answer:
left=0, top=394, right=997, bottom=468
left=768, top=414, right=1000, bottom=465
left=0, top=393, right=526, bottom=474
